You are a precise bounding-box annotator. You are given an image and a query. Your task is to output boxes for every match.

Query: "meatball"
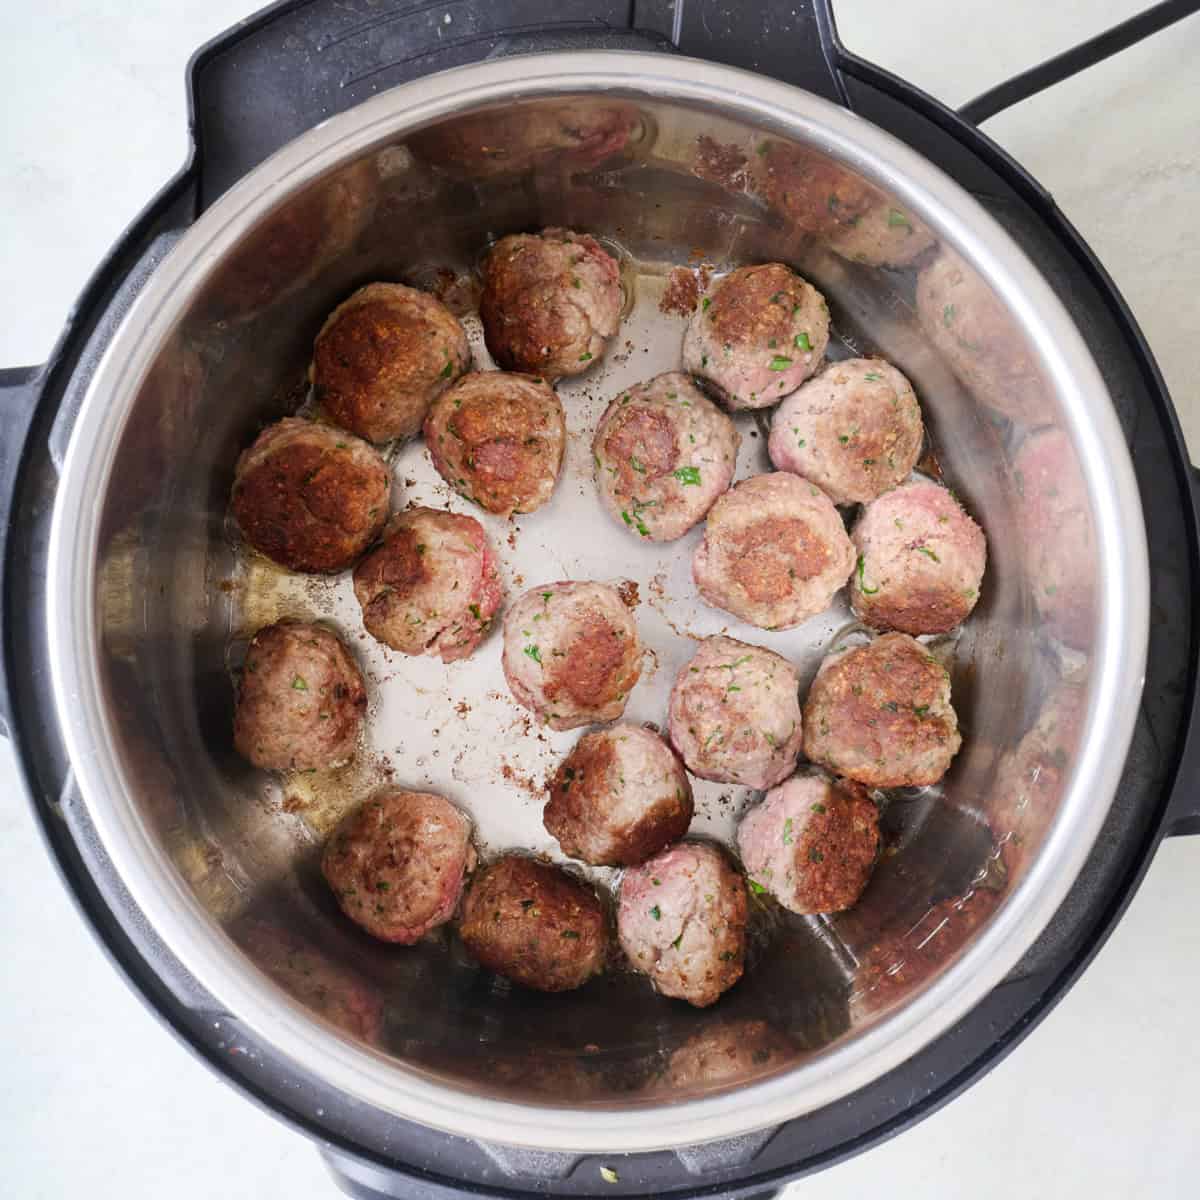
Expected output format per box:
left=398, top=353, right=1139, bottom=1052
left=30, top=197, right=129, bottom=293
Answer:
left=850, top=480, right=987, bottom=634
left=768, top=358, right=924, bottom=505
left=692, top=472, right=855, bottom=629
left=322, top=789, right=475, bottom=944
left=352, top=506, right=501, bottom=662
left=480, top=228, right=622, bottom=379
left=802, top=633, right=961, bottom=788
left=502, top=581, right=643, bottom=731
left=682, top=263, right=829, bottom=410
left=592, top=371, right=740, bottom=542
left=231, top=417, right=390, bottom=574
left=233, top=620, right=366, bottom=771
left=737, top=773, right=880, bottom=914
left=1013, top=429, right=1094, bottom=649
left=311, top=282, right=471, bottom=444
left=458, top=855, right=609, bottom=992
left=424, top=371, right=565, bottom=517
left=618, top=842, right=747, bottom=1008
left=667, top=636, right=804, bottom=789
left=916, top=248, right=1043, bottom=424
left=544, top=724, right=693, bottom=867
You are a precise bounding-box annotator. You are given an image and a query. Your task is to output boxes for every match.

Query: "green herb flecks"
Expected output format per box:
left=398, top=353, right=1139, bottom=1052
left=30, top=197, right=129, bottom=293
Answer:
left=748, top=879, right=768, bottom=896
left=942, top=303, right=956, bottom=327
left=673, top=466, right=701, bottom=486
left=630, top=456, right=647, bottom=475
left=794, top=331, right=813, bottom=352
left=440, top=360, right=455, bottom=379
left=650, top=905, right=661, bottom=921
left=523, top=644, right=542, bottom=665
left=915, top=545, right=941, bottom=562
left=782, top=818, right=794, bottom=845
left=864, top=370, right=883, bottom=381
left=887, top=208, right=913, bottom=231
left=291, top=675, right=308, bottom=691
left=769, top=355, right=793, bottom=371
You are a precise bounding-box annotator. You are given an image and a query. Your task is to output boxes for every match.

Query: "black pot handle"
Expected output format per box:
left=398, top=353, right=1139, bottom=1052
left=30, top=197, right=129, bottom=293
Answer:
left=0, top=366, right=45, bottom=738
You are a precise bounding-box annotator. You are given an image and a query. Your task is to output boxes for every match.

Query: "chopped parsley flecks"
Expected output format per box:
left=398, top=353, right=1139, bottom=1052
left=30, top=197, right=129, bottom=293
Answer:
left=864, top=370, right=883, bottom=381
left=523, top=644, right=542, bottom=664
left=794, top=331, right=813, bottom=352
left=916, top=545, right=941, bottom=562
left=291, top=675, right=308, bottom=691
left=748, top=879, right=768, bottom=896
left=782, top=818, right=794, bottom=845
left=673, top=466, right=701, bottom=486
left=769, top=355, right=793, bottom=371
left=857, top=554, right=880, bottom=595
left=649, top=904, right=661, bottom=921
left=887, top=208, right=913, bottom=230
left=943, top=303, right=956, bottom=327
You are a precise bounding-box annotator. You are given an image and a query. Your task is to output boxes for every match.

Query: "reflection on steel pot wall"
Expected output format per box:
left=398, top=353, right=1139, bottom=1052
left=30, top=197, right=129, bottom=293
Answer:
left=46, top=56, right=1146, bottom=1153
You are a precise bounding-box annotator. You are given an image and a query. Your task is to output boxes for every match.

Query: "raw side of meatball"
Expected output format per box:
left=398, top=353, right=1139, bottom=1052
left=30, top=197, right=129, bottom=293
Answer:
left=802, top=633, right=961, bottom=788
left=618, top=842, right=747, bottom=1008
left=544, top=724, right=693, bottom=867
left=458, top=855, right=609, bottom=992
left=737, top=773, right=880, bottom=914
left=851, top=480, right=987, bottom=634
left=682, top=263, right=829, bottom=410
left=480, top=228, right=622, bottom=379
left=667, top=636, right=803, bottom=789
left=424, top=371, right=565, bottom=517
left=1013, top=429, right=1095, bottom=649
left=592, top=371, right=740, bottom=542
left=768, top=358, right=924, bottom=505
left=233, top=620, right=366, bottom=771
left=311, top=282, right=471, bottom=444
left=692, top=472, right=856, bottom=629
left=231, top=417, right=390, bottom=574
left=352, top=507, right=502, bottom=662
left=502, top=581, right=643, bottom=730
left=322, top=789, right=476, bottom=944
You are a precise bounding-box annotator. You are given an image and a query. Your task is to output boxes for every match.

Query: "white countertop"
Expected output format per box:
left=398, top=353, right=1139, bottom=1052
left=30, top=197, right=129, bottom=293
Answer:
left=2, top=2, right=1198, bottom=1195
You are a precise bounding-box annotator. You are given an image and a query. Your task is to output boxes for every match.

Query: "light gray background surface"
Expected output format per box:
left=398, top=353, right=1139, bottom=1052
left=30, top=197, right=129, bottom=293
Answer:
left=2, top=2, right=1198, bottom=1195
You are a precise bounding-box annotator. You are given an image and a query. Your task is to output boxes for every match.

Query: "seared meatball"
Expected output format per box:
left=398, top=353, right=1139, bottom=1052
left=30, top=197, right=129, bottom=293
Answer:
left=322, top=789, right=475, bottom=944
left=424, top=371, right=565, bottom=517
left=231, top=417, right=390, bottom=574
left=664, top=1020, right=794, bottom=1091
left=592, top=371, right=740, bottom=542
left=311, top=282, right=471, bottom=444
left=682, top=263, right=829, bottom=410
left=693, top=472, right=855, bottom=629
left=916, top=248, right=1043, bottom=424
left=850, top=480, right=987, bottom=634
left=802, top=633, right=961, bottom=788
left=618, top=842, right=747, bottom=1008
left=737, top=773, right=880, bottom=914
left=1013, top=429, right=1094, bottom=649
left=544, top=724, right=693, bottom=867
left=667, top=636, right=803, bottom=789
left=352, top=506, right=501, bottom=662
left=768, top=358, right=924, bottom=505
left=458, top=855, right=609, bottom=992
left=502, top=581, right=643, bottom=731
left=480, top=228, right=622, bottom=379
left=233, top=620, right=366, bottom=771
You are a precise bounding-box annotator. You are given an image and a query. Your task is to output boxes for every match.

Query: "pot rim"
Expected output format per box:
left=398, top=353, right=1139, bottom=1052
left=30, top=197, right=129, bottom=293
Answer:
left=46, top=51, right=1149, bottom=1153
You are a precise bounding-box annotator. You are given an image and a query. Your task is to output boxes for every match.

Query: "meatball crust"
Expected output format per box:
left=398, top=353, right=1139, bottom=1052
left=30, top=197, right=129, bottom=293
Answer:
left=667, top=636, right=804, bottom=789
left=502, top=581, right=643, bottom=731
left=231, top=417, right=390, bottom=574
left=352, top=506, right=502, bottom=662
left=424, top=371, right=565, bottom=517
left=592, top=371, right=740, bottom=542
left=233, top=620, right=366, bottom=771
left=768, top=358, right=924, bottom=505
left=1013, top=429, right=1094, bottom=649
left=311, top=282, right=471, bottom=443
left=618, top=842, right=748, bottom=1008
left=458, top=855, right=609, bottom=992
left=737, top=773, right=880, bottom=914
left=480, top=228, right=622, bottom=379
left=802, top=633, right=961, bottom=788
left=682, top=263, right=829, bottom=410
left=851, top=481, right=987, bottom=634
left=693, top=472, right=856, bottom=629
left=544, top=724, right=693, bottom=867
left=322, top=789, right=475, bottom=943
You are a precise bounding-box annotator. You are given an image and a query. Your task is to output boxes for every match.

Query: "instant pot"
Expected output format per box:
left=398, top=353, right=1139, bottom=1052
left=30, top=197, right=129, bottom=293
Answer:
left=2, top=1, right=1198, bottom=1196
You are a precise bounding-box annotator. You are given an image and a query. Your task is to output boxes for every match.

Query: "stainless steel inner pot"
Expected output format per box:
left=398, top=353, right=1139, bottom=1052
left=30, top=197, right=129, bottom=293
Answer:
left=46, top=53, right=1148, bottom=1153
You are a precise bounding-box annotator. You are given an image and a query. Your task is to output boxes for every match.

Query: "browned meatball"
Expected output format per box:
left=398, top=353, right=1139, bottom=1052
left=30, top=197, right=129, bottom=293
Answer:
left=231, top=417, right=390, bottom=574
left=480, top=228, right=622, bottom=379
left=544, top=724, right=693, bottom=867
left=322, top=789, right=476, bottom=944
left=233, top=621, right=366, bottom=771
left=311, top=282, right=471, bottom=444
left=737, top=773, right=880, bottom=914
left=802, top=634, right=961, bottom=788
left=458, top=855, right=609, bottom=992
left=352, top=507, right=502, bottom=663
left=424, top=371, right=565, bottom=517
